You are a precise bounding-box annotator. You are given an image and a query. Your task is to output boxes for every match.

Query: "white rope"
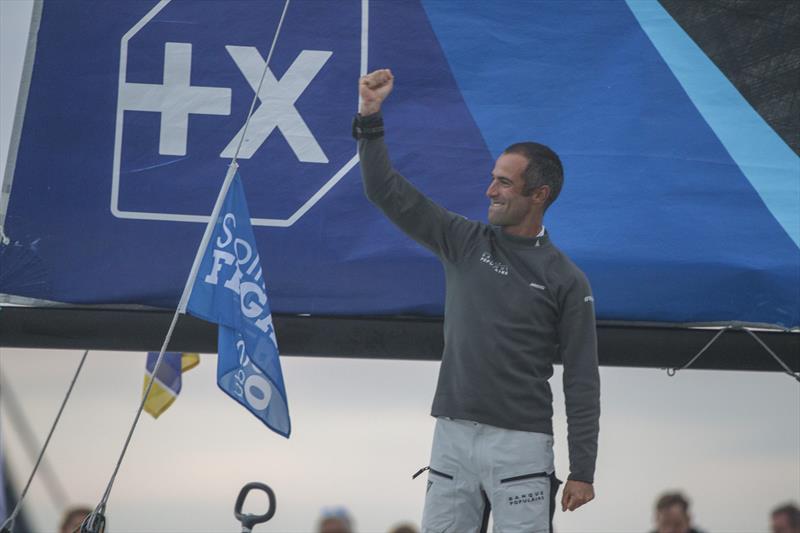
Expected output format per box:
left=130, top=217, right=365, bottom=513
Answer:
left=91, top=310, right=182, bottom=515
left=230, top=0, right=292, bottom=165
left=85, top=1, right=292, bottom=529
left=1, top=350, right=89, bottom=532
left=0, top=371, right=70, bottom=511
left=177, top=0, right=291, bottom=315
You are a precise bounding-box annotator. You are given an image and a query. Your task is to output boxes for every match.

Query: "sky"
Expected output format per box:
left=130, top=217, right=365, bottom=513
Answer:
left=1, top=349, right=798, bottom=533
left=1, top=1, right=799, bottom=532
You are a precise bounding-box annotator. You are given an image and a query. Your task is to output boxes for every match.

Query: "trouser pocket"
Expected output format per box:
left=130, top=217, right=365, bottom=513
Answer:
left=493, top=471, right=552, bottom=533
left=419, top=466, right=456, bottom=533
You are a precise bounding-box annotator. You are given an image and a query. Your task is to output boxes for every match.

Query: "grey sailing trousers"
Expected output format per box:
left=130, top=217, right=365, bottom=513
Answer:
left=421, top=417, right=561, bottom=533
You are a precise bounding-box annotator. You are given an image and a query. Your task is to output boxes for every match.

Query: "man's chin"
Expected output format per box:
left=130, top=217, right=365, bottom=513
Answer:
left=488, top=213, right=506, bottom=226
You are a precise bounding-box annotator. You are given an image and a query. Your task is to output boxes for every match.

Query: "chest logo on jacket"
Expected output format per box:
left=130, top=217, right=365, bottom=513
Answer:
left=479, top=252, right=509, bottom=276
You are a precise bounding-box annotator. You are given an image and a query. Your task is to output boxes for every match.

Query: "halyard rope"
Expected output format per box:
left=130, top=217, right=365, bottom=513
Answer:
left=84, top=1, right=293, bottom=529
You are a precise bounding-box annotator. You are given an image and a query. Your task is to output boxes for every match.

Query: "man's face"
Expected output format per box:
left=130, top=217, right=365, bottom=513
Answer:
left=656, top=504, right=691, bottom=533
left=319, top=517, right=352, bottom=533
left=771, top=511, right=798, bottom=533
left=486, top=152, right=535, bottom=228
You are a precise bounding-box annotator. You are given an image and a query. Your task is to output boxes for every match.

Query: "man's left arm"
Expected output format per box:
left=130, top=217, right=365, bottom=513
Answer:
left=557, top=272, right=601, bottom=512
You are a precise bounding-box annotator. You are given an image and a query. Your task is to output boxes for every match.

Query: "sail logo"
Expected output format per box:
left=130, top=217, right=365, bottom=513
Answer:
left=111, top=0, right=367, bottom=227
left=117, top=43, right=331, bottom=163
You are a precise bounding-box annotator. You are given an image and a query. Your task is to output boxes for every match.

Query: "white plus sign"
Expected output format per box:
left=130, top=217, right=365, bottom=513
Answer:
left=119, top=42, right=231, bottom=156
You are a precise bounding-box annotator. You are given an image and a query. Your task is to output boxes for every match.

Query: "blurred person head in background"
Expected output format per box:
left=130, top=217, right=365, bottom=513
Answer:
left=388, top=523, right=418, bottom=533
left=771, top=503, right=800, bottom=533
left=317, top=506, right=354, bottom=533
left=59, top=506, right=91, bottom=533
left=652, top=492, right=704, bottom=533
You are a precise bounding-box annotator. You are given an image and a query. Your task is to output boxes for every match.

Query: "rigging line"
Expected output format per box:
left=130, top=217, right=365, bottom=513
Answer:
left=742, top=328, right=800, bottom=382
left=88, top=0, right=292, bottom=525
left=666, top=326, right=730, bottom=376
left=0, top=350, right=88, bottom=532
left=230, top=0, right=292, bottom=166
left=92, top=311, right=181, bottom=516
left=0, top=370, right=70, bottom=510
left=175, top=0, right=291, bottom=317
left=667, top=325, right=799, bottom=380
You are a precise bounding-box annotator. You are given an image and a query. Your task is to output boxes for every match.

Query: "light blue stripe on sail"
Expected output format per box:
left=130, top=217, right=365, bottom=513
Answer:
left=626, top=0, right=800, bottom=248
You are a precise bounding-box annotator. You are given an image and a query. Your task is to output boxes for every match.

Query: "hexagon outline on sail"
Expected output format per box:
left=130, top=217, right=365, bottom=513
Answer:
left=110, top=0, right=368, bottom=227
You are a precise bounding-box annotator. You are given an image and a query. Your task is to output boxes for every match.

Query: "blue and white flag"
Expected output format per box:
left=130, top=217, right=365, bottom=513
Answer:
left=186, top=172, right=290, bottom=437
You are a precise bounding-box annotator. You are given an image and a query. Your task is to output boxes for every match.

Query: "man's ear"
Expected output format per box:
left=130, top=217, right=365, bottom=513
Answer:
left=530, top=184, right=550, bottom=206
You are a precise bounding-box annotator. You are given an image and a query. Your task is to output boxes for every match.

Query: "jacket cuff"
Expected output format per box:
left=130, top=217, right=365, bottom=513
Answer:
left=567, top=472, right=594, bottom=484
left=352, top=112, right=384, bottom=140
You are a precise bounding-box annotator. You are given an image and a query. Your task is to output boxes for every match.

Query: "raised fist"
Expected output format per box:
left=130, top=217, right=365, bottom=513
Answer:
left=359, top=69, right=394, bottom=115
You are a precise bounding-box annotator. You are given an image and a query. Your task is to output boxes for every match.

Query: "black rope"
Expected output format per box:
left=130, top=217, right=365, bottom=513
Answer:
left=743, top=328, right=800, bottom=382
left=666, top=325, right=798, bottom=381
left=666, top=326, right=730, bottom=376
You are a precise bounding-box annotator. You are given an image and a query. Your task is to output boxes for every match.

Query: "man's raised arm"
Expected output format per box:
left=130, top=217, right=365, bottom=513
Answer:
left=354, top=70, right=478, bottom=262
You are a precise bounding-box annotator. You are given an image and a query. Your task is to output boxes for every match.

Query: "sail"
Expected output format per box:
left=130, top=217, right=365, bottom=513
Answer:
left=1, top=0, right=797, bottom=331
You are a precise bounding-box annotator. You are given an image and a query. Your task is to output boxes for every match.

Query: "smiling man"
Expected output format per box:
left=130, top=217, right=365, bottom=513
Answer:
left=354, top=69, right=600, bottom=533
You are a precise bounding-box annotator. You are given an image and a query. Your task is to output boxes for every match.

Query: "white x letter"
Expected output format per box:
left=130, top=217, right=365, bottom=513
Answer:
left=221, top=47, right=332, bottom=163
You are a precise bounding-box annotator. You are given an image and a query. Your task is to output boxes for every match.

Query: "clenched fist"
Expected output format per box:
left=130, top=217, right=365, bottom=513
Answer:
left=359, top=69, right=394, bottom=116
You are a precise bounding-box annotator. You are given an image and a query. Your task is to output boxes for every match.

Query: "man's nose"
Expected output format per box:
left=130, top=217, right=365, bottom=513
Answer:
left=486, top=180, right=497, bottom=198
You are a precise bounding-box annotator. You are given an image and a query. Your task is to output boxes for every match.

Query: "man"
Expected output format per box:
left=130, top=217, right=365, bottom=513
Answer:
left=650, top=492, right=705, bottom=533
left=58, top=506, right=102, bottom=533
left=771, top=503, right=800, bottom=533
left=316, top=506, right=354, bottom=533
left=354, top=69, right=599, bottom=532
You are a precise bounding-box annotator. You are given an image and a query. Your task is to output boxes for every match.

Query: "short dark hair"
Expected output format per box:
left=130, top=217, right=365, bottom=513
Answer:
left=772, top=503, right=800, bottom=527
left=388, top=525, right=419, bottom=533
left=503, top=142, right=564, bottom=210
left=655, top=492, right=690, bottom=514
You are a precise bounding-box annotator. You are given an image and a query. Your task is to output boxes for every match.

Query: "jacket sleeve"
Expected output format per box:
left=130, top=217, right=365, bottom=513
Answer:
left=557, top=271, right=601, bottom=483
left=357, top=112, right=479, bottom=263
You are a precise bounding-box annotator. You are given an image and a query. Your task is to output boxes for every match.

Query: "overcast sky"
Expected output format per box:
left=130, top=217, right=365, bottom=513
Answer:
left=2, top=349, right=799, bottom=533
left=1, top=1, right=799, bottom=532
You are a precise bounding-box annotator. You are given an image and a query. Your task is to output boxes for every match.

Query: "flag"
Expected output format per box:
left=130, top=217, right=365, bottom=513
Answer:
left=186, top=172, right=290, bottom=437
left=142, top=352, right=200, bottom=418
